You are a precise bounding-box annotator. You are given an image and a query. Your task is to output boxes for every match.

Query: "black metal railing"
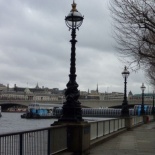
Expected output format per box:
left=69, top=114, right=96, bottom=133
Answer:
left=0, top=125, right=67, bottom=155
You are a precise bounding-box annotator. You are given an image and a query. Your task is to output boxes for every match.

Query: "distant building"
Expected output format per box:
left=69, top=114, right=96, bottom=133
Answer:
left=79, top=84, right=100, bottom=100
left=0, top=83, right=64, bottom=102
left=128, top=91, right=153, bottom=101
left=3, top=82, right=153, bottom=102
left=0, top=84, right=7, bottom=91
left=128, top=91, right=133, bottom=99
left=99, top=92, right=124, bottom=101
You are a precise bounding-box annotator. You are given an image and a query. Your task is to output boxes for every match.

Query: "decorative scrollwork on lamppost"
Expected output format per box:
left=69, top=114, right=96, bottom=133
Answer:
left=58, top=1, right=84, bottom=122
left=121, top=66, right=130, bottom=116
left=141, top=83, right=146, bottom=115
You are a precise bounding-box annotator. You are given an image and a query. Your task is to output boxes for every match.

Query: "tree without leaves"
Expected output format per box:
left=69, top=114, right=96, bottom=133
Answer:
left=145, top=65, right=155, bottom=89
left=110, top=0, right=155, bottom=85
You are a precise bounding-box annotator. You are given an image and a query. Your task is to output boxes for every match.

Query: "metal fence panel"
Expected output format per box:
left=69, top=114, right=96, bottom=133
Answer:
left=24, top=130, right=48, bottom=155
left=0, top=125, right=68, bottom=155
left=50, top=126, right=67, bottom=154
left=90, top=122, right=97, bottom=140
left=109, top=120, right=114, bottom=133
left=114, top=119, right=118, bottom=131
left=104, top=121, right=109, bottom=135
left=97, top=122, right=104, bottom=138
left=0, top=135, right=20, bottom=155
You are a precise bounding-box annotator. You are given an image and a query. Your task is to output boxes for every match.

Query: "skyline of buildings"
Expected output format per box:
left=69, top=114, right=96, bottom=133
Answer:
left=0, top=83, right=154, bottom=102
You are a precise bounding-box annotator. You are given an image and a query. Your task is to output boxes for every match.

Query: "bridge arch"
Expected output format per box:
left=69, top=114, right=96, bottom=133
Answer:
left=0, top=103, right=27, bottom=111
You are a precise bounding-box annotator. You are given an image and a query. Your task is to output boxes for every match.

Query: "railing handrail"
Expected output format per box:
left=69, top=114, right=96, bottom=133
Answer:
left=0, top=116, right=143, bottom=136
left=0, top=124, right=67, bottom=137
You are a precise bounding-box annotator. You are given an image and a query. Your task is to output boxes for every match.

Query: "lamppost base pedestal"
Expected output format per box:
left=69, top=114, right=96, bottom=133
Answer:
left=124, top=116, right=133, bottom=130
left=51, top=121, right=90, bottom=155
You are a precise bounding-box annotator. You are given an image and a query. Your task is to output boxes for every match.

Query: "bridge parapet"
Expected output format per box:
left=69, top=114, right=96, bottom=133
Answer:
left=0, top=99, right=153, bottom=108
left=79, top=99, right=153, bottom=108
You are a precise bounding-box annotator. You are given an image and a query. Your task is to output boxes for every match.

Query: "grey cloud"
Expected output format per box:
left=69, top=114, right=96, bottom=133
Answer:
left=0, top=0, right=147, bottom=94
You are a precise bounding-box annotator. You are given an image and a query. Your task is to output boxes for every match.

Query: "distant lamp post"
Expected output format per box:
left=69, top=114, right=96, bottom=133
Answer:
left=152, top=91, right=155, bottom=115
left=59, top=1, right=84, bottom=122
left=141, top=83, right=146, bottom=115
left=121, top=66, right=130, bottom=116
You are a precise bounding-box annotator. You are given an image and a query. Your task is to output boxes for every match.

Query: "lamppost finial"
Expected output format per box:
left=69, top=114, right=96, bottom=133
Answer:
left=71, top=0, right=77, bottom=12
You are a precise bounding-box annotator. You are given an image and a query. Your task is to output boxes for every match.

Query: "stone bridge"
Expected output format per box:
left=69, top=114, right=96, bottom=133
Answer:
left=0, top=99, right=153, bottom=110
left=80, top=100, right=153, bottom=108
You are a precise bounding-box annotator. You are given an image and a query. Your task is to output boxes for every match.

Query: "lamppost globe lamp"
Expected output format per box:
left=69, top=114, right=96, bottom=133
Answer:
left=141, top=83, right=146, bottom=92
left=65, top=2, right=83, bottom=29
left=141, top=83, right=146, bottom=115
left=122, top=66, right=130, bottom=79
left=58, top=1, right=84, bottom=122
left=121, top=66, right=130, bottom=116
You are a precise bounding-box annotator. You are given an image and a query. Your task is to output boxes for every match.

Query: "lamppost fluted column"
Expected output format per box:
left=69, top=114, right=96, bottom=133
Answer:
left=124, top=76, right=127, bottom=103
left=70, top=28, right=77, bottom=77
left=58, top=1, right=84, bottom=122
left=121, top=66, right=130, bottom=116
left=141, top=83, right=146, bottom=115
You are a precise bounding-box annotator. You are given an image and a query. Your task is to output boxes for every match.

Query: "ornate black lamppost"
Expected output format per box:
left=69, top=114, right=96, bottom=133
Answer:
left=152, top=91, right=155, bottom=115
left=59, top=1, right=84, bottom=122
left=141, top=83, right=146, bottom=115
left=121, top=66, right=130, bottom=116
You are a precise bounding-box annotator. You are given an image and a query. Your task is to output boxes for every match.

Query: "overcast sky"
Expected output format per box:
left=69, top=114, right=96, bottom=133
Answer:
left=0, top=0, right=151, bottom=94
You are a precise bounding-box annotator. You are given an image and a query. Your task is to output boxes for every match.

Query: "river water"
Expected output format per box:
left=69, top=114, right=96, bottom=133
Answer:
left=0, top=112, right=57, bottom=134
left=0, top=112, right=113, bottom=134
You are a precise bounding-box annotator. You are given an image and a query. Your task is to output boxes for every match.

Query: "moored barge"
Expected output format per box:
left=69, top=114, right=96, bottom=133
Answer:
left=21, top=103, right=62, bottom=119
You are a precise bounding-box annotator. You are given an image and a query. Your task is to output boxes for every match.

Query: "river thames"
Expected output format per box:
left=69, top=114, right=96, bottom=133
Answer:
left=0, top=112, right=113, bottom=134
left=0, top=112, right=57, bottom=134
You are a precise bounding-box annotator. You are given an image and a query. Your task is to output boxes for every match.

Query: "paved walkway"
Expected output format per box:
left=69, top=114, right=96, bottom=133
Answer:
left=90, top=121, right=155, bottom=155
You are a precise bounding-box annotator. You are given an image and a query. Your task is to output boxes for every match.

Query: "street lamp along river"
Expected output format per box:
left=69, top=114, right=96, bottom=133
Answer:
left=141, top=83, right=146, bottom=115
left=121, top=66, right=130, bottom=116
left=51, top=2, right=90, bottom=154
left=58, top=1, right=84, bottom=122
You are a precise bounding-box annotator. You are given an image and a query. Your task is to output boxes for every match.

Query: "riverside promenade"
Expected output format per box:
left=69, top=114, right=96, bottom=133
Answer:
left=89, top=121, right=155, bottom=155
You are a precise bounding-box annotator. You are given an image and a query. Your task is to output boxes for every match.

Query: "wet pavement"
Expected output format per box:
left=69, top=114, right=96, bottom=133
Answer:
left=90, top=121, right=155, bottom=155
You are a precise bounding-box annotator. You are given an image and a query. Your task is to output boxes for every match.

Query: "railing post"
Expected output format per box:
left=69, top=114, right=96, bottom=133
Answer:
left=20, top=133, right=23, bottom=155
left=109, top=120, right=110, bottom=133
left=48, top=129, right=51, bottom=155
left=97, top=122, right=98, bottom=137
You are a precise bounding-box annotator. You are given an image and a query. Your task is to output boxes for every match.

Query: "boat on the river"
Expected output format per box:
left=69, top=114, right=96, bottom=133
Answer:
left=22, top=104, right=145, bottom=119
left=21, top=103, right=62, bottom=119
